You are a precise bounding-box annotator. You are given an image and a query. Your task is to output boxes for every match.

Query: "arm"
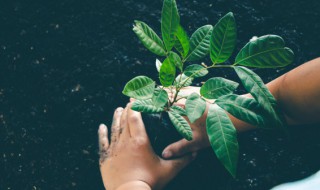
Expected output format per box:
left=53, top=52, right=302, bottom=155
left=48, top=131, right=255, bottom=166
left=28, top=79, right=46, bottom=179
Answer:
left=162, top=57, right=320, bottom=158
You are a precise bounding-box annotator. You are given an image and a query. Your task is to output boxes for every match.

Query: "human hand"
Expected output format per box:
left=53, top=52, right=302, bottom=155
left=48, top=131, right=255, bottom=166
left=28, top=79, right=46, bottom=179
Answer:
left=98, top=103, right=196, bottom=190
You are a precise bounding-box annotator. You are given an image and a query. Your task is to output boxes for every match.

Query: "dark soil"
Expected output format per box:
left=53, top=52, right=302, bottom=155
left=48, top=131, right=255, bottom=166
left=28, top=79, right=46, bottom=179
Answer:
left=1, top=0, right=320, bottom=190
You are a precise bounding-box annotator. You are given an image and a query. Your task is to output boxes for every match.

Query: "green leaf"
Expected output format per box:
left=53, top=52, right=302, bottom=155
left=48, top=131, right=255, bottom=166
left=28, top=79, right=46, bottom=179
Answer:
left=122, top=76, right=156, bottom=99
left=210, top=12, right=237, bottom=64
left=161, top=0, right=180, bottom=51
left=174, top=25, right=190, bottom=58
left=216, top=94, right=266, bottom=127
left=234, top=66, right=283, bottom=128
left=133, top=20, right=166, bottom=56
left=132, top=99, right=164, bottom=113
left=152, top=88, right=168, bottom=108
left=174, top=74, right=193, bottom=87
left=184, top=64, right=208, bottom=78
left=186, top=25, right=213, bottom=61
left=200, top=77, right=239, bottom=99
left=171, top=105, right=187, bottom=116
left=156, top=59, right=162, bottom=72
left=169, top=51, right=183, bottom=71
left=206, top=104, right=238, bottom=178
left=235, top=35, right=294, bottom=68
left=168, top=110, right=193, bottom=141
left=185, top=93, right=206, bottom=123
left=159, top=57, right=176, bottom=87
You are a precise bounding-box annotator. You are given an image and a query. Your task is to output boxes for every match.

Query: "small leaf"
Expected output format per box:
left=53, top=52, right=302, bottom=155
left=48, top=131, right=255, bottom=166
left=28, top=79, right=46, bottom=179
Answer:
left=186, top=25, right=213, bottom=61
left=174, top=25, right=190, bottom=58
left=235, top=35, right=294, bottom=68
left=156, top=59, right=162, bottom=72
left=168, top=110, right=193, bottom=141
left=216, top=94, right=266, bottom=127
left=171, top=105, right=187, bottom=116
left=185, top=93, right=206, bottom=123
left=152, top=88, right=168, bottom=108
left=174, top=74, right=193, bottom=87
left=169, top=51, right=183, bottom=71
left=210, top=12, right=237, bottom=64
left=184, top=64, right=208, bottom=78
left=159, top=57, right=176, bottom=87
left=122, top=76, right=155, bottom=99
left=206, top=104, right=238, bottom=178
left=161, top=0, right=180, bottom=51
left=200, top=77, right=239, bottom=99
left=234, top=66, right=283, bottom=128
left=132, top=99, right=164, bottom=113
left=133, top=21, right=166, bottom=56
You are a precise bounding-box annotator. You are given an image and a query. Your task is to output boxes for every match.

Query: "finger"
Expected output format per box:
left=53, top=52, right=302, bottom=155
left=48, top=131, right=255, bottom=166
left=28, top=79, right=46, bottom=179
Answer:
left=119, top=105, right=130, bottom=139
left=130, top=98, right=135, bottom=102
left=162, top=139, right=194, bottom=159
left=163, top=152, right=197, bottom=179
left=127, top=103, right=147, bottom=137
left=110, top=107, right=123, bottom=144
left=98, top=124, right=109, bottom=163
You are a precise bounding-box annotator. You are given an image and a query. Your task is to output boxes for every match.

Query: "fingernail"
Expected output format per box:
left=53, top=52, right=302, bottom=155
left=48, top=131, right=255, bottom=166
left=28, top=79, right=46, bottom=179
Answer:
left=162, top=150, right=172, bottom=158
left=99, top=124, right=106, bottom=131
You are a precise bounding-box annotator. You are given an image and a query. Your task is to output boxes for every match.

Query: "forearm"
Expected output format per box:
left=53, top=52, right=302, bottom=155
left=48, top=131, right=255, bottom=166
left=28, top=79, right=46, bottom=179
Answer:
left=115, top=181, right=151, bottom=190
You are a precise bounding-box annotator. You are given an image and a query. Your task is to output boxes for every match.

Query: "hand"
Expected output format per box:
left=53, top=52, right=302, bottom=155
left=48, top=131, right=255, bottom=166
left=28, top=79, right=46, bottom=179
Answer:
left=98, top=103, right=196, bottom=190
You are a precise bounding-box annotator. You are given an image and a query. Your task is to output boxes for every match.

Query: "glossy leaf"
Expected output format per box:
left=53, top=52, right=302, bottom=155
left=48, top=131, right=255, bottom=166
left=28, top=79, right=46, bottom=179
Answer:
left=206, top=104, right=238, bottom=178
left=169, top=51, right=183, bottom=71
left=200, top=77, right=239, bottom=99
left=235, top=35, right=294, bottom=68
left=186, top=25, right=213, bottom=61
left=234, top=66, right=283, bottom=127
left=171, top=105, right=187, bottom=116
left=185, top=93, right=206, bottom=123
left=133, top=20, right=166, bottom=56
left=161, top=0, right=180, bottom=51
left=122, top=76, right=155, bottom=99
left=156, top=59, right=162, bottom=72
left=152, top=88, right=168, bottom=108
left=160, top=57, right=176, bottom=87
left=174, top=74, right=193, bottom=87
left=168, top=110, right=193, bottom=141
left=216, top=94, right=266, bottom=127
left=184, top=64, right=208, bottom=78
left=132, top=99, right=164, bottom=113
left=210, top=12, right=237, bottom=64
left=174, top=25, right=190, bottom=58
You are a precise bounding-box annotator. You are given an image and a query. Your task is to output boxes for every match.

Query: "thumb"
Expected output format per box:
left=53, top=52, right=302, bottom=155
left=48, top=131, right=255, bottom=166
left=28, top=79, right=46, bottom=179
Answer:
left=162, top=139, right=193, bottom=159
left=163, top=152, right=197, bottom=178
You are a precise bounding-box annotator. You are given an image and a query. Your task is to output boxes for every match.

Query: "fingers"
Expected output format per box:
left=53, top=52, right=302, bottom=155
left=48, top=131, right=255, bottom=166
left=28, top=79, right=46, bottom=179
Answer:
left=98, top=124, right=109, bottom=163
left=162, top=139, right=194, bottom=159
left=127, top=103, right=147, bottom=137
left=119, top=106, right=130, bottom=138
left=110, top=107, right=123, bottom=145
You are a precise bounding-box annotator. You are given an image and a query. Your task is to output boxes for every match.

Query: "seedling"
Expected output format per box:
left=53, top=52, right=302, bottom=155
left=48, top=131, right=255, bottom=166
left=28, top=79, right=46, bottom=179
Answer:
left=122, top=0, right=294, bottom=178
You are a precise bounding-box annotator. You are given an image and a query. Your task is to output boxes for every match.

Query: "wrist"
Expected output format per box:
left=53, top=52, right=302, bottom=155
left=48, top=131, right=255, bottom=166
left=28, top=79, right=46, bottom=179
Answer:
left=116, top=181, right=152, bottom=190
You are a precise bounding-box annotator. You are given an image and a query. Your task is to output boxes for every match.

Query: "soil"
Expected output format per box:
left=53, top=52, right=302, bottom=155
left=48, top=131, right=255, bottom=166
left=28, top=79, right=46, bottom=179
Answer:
left=1, top=0, right=320, bottom=190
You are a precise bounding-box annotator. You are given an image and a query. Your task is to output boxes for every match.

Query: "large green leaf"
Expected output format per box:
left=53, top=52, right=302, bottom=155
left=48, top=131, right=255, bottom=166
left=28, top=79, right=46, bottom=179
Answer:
left=234, top=66, right=283, bottom=128
left=210, top=12, right=237, bottom=64
left=174, top=74, right=193, bottom=87
left=122, top=76, right=155, bottom=99
left=132, top=99, right=164, bottom=113
left=161, top=0, right=180, bottom=51
left=206, top=104, right=238, bottom=178
left=186, top=25, right=213, bottom=61
left=171, top=105, right=187, bottom=116
left=169, top=51, right=183, bottom=71
left=133, top=21, right=166, bottom=56
left=200, top=77, right=239, bottom=99
left=235, top=35, right=294, bottom=68
left=168, top=110, right=193, bottom=141
left=216, top=94, right=266, bottom=127
left=159, top=57, right=176, bottom=87
left=152, top=88, right=168, bottom=108
left=174, top=25, right=190, bottom=58
left=185, top=93, right=206, bottom=123
left=184, top=64, right=208, bottom=78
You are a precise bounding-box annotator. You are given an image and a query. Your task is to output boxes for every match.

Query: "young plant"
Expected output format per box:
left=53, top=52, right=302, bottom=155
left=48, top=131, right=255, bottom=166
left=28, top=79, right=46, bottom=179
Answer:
left=122, top=0, right=294, bottom=178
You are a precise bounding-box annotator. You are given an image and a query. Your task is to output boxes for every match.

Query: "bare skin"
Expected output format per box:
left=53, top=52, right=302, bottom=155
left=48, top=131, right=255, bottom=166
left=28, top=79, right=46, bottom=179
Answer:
left=162, top=57, right=320, bottom=159
left=98, top=104, right=196, bottom=190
